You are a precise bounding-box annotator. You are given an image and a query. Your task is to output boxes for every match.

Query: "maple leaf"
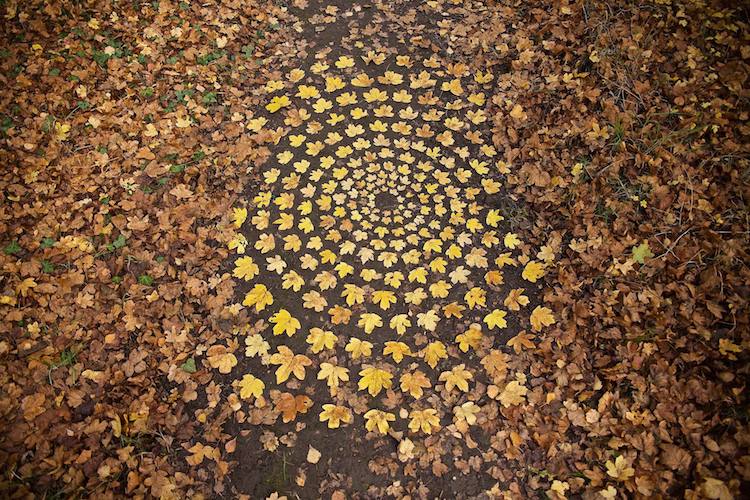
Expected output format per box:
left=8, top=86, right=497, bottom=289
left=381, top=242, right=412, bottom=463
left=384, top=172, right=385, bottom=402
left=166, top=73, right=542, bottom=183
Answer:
left=383, top=341, right=411, bottom=363
left=319, top=404, right=352, bottom=429
left=185, top=442, right=219, bottom=466
left=483, top=309, right=508, bottom=329
left=498, top=380, right=528, bottom=407
left=275, top=392, right=313, bottom=423
left=16, top=278, right=37, bottom=297
left=233, top=256, right=259, bottom=280
left=530, top=305, right=556, bottom=332
left=422, top=341, right=448, bottom=369
left=328, top=305, right=352, bottom=324
left=358, top=366, right=393, bottom=396
left=232, top=207, right=248, bottom=228
left=317, top=362, right=349, bottom=389
left=303, top=290, right=327, bottom=312
left=270, top=309, right=301, bottom=336
left=237, top=374, right=264, bottom=399
left=504, top=288, right=529, bottom=311
left=481, top=350, right=509, bottom=382
left=632, top=241, right=653, bottom=264
left=504, top=232, right=521, bottom=249
left=390, top=314, right=411, bottom=335
left=443, top=301, right=465, bottom=318
left=464, top=287, right=486, bottom=309
left=345, top=337, right=373, bottom=359
left=242, top=284, right=274, bottom=311
left=439, top=364, right=473, bottom=392
left=456, top=324, right=483, bottom=352
left=245, top=334, right=270, bottom=358
left=364, top=409, right=396, bottom=434
left=372, top=290, right=397, bottom=310
left=358, top=313, right=383, bottom=334
left=206, top=345, right=237, bottom=374
left=408, top=408, right=440, bottom=434
left=306, top=327, right=337, bottom=353
left=269, top=346, right=312, bottom=384
left=507, top=331, right=536, bottom=354
left=522, top=260, right=545, bottom=283
left=400, top=371, right=431, bottom=399
left=453, top=402, right=480, bottom=425
left=605, top=455, right=635, bottom=482
left=341, top=284, right=365, bottom=306
left=416, top=309, right=440, bottom=331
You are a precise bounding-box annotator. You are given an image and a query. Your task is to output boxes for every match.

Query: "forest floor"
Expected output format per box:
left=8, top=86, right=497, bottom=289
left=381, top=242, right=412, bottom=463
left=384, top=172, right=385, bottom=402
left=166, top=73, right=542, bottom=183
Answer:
left=1, top=0, right=748, bottom=499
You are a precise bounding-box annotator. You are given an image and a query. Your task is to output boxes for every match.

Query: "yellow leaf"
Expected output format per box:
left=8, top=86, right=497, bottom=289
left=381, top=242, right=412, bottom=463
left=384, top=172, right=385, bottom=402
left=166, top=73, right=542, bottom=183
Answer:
left=383, top=341, right=411, bottom=363
left=269, top=346, right=311, bottom=384
left=522, top=260, right=545, bottom=283
left=456, top=324, right=482, bottom=352
left=233, top=256, right=259, bottom=280
left=464, top=287, right=486, bottom=309
left=372, top=290, right=397, bottom=310
left=306, top=327, right=337, bottom=353
left=206, top=345, right=237, bottom=374
left=408, top=408, right=440, bottom=434
left=270, top=309, right=300, bottom=336
left=483, top=309, right=508, bottom=329
left=439, top=364, right=473, bottom=392
left=238, top=374, right=264, bottom=399
left=242, top=284, right=273, bottom=312
left=357, top=313, right=383, bottom=334
left=400, top=370, right=431, bottom=399
left=605, top=455, right=635, bottom=482
left=319, top=404, right=352, bottom=429
left=507, top=331, right=536, bottom=353
left=389, top=314, right=411, bottom=335
left=422, top=341, right=447, bottom=369
left=504, top=288, right=529, bottom=311
left=317, top=362, right=349, bottom=389
left=345, top=337, right=373, bottom=359
left=17, top=278, right=37, bottom=297
left=530, top=305, right=555, bottom=332
left=364, top=409, right=395, bottom=434
left=498, top=380, right=527, bottom=407
left=358, top=366, right=393, bottom=396
left=454, top=402, right=480, bottom=425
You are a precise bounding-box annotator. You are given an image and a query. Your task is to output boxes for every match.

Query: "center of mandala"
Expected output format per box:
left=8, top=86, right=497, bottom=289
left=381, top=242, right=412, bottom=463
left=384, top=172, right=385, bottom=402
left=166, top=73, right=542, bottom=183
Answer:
left=374, top=191, right=399, bottom=208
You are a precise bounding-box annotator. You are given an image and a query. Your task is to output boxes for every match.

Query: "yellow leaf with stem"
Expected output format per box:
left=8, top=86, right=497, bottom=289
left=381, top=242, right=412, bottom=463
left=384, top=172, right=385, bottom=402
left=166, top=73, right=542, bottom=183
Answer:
left=233, top=256, right=259, bottom=280
left=242, top=284, right=273, bottom=312
left=269, top=346, right=311, bottom=384
left=306, top=327, right=337, bottom=353
left=383, top=341, right=411, bottom=363
left=357, top=313, right=383, bottom=334
left=483, top=309, right=508, bottom=329
left=522, top=260, right=545, bottom=283
left=439, top=364, right=472, bottom=392
left=317, top=362, right=349, bottom=389
left=422, top=341, right=447, bottom=369
left=408, top=408, right=440, bottom=434
left=345, top=338, right=373, bottom=359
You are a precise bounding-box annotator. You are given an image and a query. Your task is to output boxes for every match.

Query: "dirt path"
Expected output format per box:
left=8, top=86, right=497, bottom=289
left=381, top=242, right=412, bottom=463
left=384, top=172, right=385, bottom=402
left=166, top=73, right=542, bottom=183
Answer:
left=224, top=1, right=547, bottom=497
